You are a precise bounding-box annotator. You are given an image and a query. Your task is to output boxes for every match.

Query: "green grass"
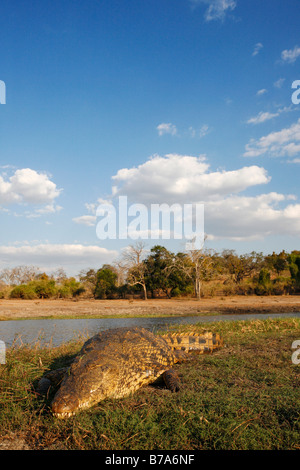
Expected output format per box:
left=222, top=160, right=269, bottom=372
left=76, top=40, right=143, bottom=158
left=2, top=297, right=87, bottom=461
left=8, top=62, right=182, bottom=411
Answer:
left=0, top=318, right=299, bottom=450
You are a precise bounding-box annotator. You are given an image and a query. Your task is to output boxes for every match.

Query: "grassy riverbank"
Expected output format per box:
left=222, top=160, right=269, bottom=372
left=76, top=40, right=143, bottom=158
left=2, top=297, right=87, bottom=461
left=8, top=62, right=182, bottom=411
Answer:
left=0, top=296, right=300, bottom=321
left=0, top=318, right=299, bottom=450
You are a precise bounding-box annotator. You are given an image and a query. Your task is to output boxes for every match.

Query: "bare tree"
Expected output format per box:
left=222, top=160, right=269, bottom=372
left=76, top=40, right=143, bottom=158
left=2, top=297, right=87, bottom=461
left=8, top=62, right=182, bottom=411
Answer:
left=51, top=268, right=68, bottom=284
left=167, top=246, right=215, bottom=300
left=187, top=249, right=214, bottom=300
left=122, top=242, right=148, bottom=300
left=0, top=268, right=16, bottom=285
left=112, top=260, right=128, bottom=287
left=0, top=265, right=40, bottom=286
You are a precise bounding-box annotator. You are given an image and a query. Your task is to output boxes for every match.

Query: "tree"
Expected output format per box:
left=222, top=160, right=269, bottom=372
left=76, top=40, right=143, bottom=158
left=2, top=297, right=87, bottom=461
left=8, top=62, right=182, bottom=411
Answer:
left=258, top=268, right=271, bottom=285
left=288, top=251, right=300, bottom=287
left=122, top=242, right=148, bottom=300
left=167, top=251, right=195, bottom=297
left=221, top=250, right=263, bottom=283
left=78, top=268, right=98, bottom=296
left=94, top=266, right=118, bottom=299
left=52, top=268, right=68, bottom=284
left=265, top=251, right=288, bottom=276
left=187, top=249, right=215, bottom=299
left=112, top=260, right=127, bottom=287
left=166, top=248, right=215, bottom=300
left=0, top=265, right=40, bottom=286
left=144, top=245, right=174, bottom=298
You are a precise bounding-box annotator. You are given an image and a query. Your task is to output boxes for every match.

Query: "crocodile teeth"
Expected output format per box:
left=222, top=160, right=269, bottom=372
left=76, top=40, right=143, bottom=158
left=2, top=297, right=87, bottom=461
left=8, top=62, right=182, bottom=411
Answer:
left=53, top=411, right=75, bottom=419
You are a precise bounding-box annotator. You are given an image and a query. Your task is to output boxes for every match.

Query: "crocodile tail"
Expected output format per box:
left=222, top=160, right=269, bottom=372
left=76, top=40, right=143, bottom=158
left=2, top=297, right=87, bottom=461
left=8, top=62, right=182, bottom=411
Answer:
left=161, top=331, right=223, bottom=354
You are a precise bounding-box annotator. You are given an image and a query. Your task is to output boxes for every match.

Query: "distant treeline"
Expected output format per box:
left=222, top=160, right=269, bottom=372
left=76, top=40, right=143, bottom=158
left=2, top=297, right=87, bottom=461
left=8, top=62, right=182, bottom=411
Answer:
left=0, top=245, right=300, bottom=300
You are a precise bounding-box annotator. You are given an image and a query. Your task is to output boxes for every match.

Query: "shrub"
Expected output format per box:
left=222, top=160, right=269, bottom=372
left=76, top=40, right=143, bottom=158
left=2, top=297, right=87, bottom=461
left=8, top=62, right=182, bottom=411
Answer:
left=10, top=284, right=37, bottom=299
left=223, top=282, right=236, bottom=296
left=272, top=277, right=293, bottom=295
left=58, top=285, right=72, bottom=298
left=258, top=268, right=271, bottom=285
left=171, top=285, right=194, bottom=297
left=254, top=268, right=272, bottom=295
left=72, top=286, right=86, bottom=297
left=33, top=280, right=57, bottom=299
left=57, top=278, right=85, bottom=298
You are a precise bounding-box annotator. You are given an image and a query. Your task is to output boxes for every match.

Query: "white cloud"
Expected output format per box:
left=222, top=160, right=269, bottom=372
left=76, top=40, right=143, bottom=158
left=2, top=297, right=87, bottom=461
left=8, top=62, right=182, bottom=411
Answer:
left=274, top=78, right=285, bottom=88
left=156, top=122, right=177, bottom=136
left=247, top=111, right=279, bottom=125
left=0, top=244, right=118, bottom=274
left=256, top=89, right=267, bottom=96
left=157, top=123, right=211, bottom=139
left=111, top=154, right=270, bottom=204
left=199, top=124, right=210, bottom=138
left=0, top=168, right=62, bottom=206
left=205, top=193, right=300, bottom=240
left=191, top=0, right=237, bottom=21
left=73, top=215, right=97, bottom=226
left=74, top=153, right=300, bottom=243
left=252, top=43, right=263, bottom=56
left=246, top=105, right=295, bottom=125
left=112, top=155, right=300, bottom=240
left=188, top=124, right=211, bottom=138
left=244, top=118, right=300, bottom=157
left=35, top=204, right=63, bottom=215
left=110, top=154, right=300, bottom=241
left=281, top=45, right=300, bottom=63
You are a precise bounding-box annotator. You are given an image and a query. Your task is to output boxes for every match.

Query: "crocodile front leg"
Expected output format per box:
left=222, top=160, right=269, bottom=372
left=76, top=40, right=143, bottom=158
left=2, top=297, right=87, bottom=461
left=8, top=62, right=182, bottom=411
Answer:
left=162, top=369, right=180, bottom=392
left=36, top=367, right=69, bottom=396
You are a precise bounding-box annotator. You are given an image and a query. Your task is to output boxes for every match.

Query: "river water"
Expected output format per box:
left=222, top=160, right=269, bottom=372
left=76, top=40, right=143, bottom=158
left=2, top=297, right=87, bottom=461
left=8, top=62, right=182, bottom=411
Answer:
left=0, top=312, right=299, bottom=348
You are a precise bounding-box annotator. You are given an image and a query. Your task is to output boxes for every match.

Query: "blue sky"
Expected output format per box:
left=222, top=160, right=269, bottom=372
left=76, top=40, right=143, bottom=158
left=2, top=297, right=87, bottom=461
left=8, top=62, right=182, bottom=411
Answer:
left=0, top=0, right=300, bottom=274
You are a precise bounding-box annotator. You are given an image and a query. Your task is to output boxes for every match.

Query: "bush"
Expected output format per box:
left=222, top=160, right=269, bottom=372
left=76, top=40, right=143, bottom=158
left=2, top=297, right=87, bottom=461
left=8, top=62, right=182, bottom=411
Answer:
left=223, top=282, right=236, bottom=296
left=171, top=287, right=181, bottom=297
left=58, top=285, right=72, bottom=298
left=255, top=284, right=271, bottom=296
left=272, top=277, right=293, bottom=295
left=258, top=268, right=271, bottom=285
left=72, top=286, right=86, bottom=297
left=254, top=269, right=272, bottom=295
left=10, top=284, right=37, bottom=299
left=33, top=280, right=57, bottom=299
left=171, top=285, right=194, bottom=297
left=57, top=279, right=85, bottom=299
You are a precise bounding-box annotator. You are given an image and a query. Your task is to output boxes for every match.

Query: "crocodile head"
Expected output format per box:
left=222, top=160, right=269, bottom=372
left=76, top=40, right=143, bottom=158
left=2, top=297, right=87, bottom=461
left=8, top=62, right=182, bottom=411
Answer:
left=51, top=354, right=119, bottom=418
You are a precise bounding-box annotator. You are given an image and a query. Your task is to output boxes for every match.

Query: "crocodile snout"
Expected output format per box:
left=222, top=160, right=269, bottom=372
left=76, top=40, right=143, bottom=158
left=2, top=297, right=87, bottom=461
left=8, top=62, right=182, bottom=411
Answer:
left=51, top=395, right=80, bottom=418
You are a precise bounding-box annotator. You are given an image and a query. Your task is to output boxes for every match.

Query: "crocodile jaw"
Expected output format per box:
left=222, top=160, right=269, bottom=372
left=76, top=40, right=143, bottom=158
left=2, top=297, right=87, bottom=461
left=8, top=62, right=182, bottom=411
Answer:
left=53, top=411, right=76, bottom=419
left=52, top=402, right=91, bottom=418
left=51, top=392, right=102, bottom=418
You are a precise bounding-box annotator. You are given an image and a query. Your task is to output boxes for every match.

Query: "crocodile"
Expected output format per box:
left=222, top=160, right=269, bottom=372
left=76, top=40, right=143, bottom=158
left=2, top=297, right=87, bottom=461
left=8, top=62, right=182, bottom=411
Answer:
left=37, top=327, right=223, bottom=418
